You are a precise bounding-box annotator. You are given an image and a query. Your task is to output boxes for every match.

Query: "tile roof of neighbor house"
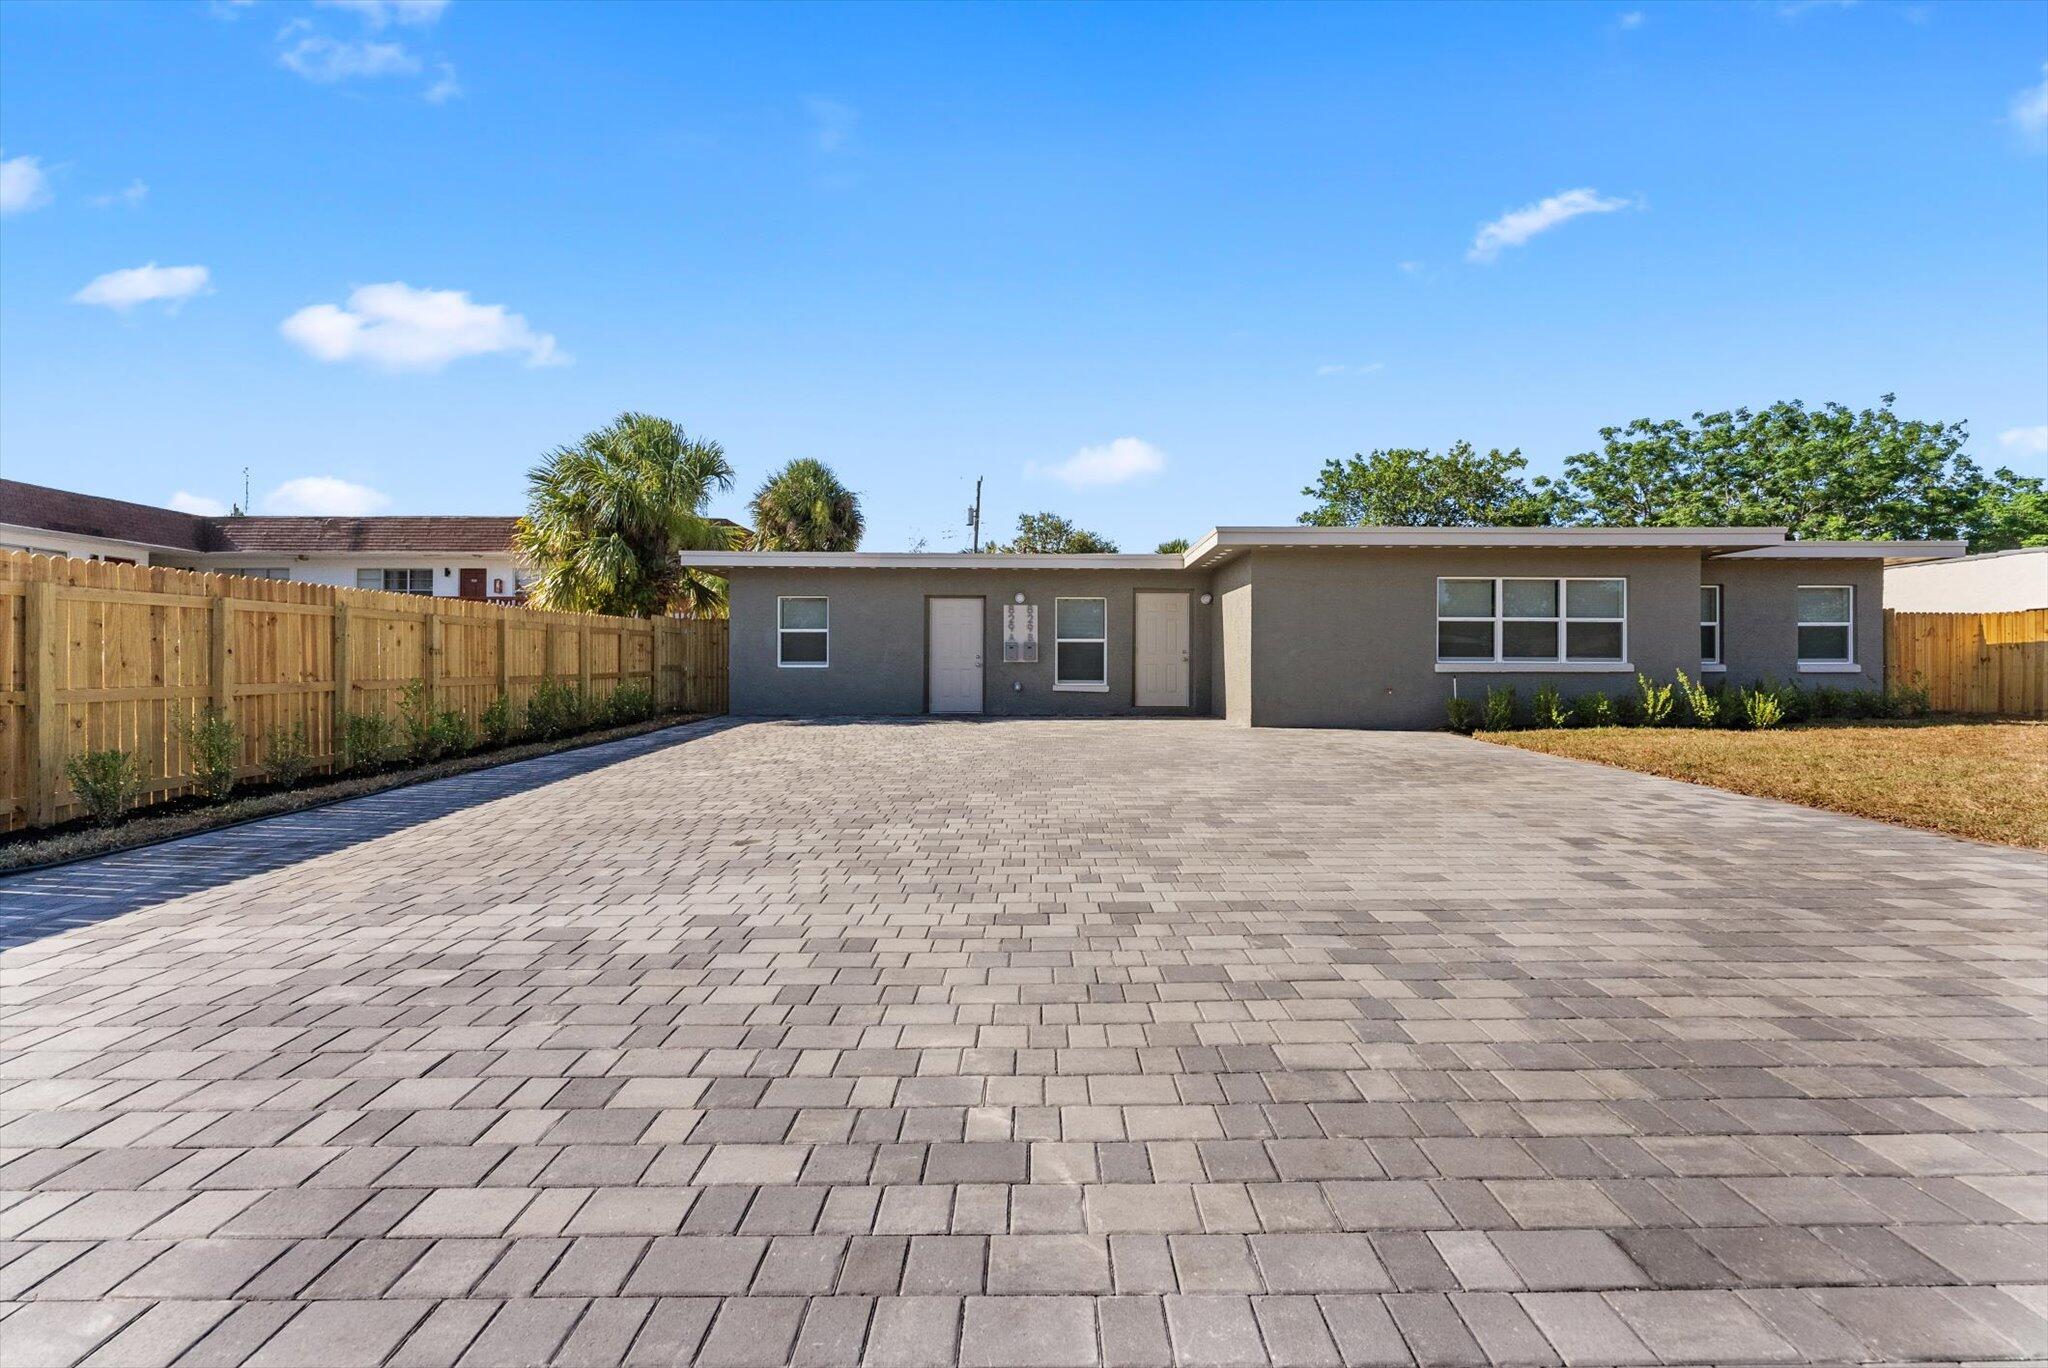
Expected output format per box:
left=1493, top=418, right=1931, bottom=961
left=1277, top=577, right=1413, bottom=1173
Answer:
left=1, top=478, right=212, bottom=551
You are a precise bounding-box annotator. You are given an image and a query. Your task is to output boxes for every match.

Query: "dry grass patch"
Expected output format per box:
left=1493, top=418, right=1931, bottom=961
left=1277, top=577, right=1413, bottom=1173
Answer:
left=1482, top=720, right=2048, bottom=849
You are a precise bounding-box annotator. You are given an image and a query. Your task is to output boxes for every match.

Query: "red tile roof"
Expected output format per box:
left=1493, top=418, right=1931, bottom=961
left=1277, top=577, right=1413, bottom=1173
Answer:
left=2, top=479, right=212, bottom=551
left=2, top=481, right=519, bottom=555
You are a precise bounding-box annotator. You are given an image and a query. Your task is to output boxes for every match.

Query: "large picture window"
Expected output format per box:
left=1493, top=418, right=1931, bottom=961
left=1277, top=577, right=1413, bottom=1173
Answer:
left=358, top=568, right=433, bottom=595
left=1436, top=577, right=1627, bottom=667
left=778, top=596, right=829, bottom=667
left=1054, top=597, right=1108, bottom=690
left=1796, top=585, right=1854, bottom=668
left=1700, top=585, right=1723, bottom=667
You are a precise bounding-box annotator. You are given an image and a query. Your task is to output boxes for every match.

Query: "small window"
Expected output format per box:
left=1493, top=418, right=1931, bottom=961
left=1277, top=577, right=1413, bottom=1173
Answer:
left=1436, top=577, right=1626, bottom=665
left=245, top=567, right=291, bottom=581
left=1796, top=585, right=1853, bottom=666
left=357, top=568, right=433, bottom=595
left=778, top=596, right=829, bottom=667
left=1054, top=597, right=1108, bottom=690
left=1700, top=585, right=1722, bottom=666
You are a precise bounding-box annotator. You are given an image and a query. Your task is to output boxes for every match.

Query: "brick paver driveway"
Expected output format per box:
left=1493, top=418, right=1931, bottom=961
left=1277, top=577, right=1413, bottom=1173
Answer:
left=3, top=718, right=2046, bottom=1367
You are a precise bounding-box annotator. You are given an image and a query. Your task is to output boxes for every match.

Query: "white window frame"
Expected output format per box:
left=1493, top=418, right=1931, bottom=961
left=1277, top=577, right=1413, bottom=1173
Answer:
left=1433, top=576, right=1630, bottom=673
left=777, top=595, right=830, bottom=668
left=358, top=567, right=433, bottom=595
left=1053, top=596, right=1109, bottom=692
left=1795, top=583, right=1857, bottom=673
left=1700, top=584, right=1724, bottom=671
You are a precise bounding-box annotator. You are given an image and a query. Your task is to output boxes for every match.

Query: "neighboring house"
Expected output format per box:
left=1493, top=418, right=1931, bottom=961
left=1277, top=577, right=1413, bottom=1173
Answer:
left=680, top=525, right=1965, bottom=728
left=1884, top=546, right=2047, bottom=614
left=1, top=480, right=529, bottom=601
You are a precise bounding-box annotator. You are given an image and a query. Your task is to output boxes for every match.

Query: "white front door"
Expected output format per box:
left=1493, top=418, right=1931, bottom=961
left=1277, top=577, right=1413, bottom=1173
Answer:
left=927, top=597, right=984, bottom=714
left=1134, top=592, right=1190, bottom=707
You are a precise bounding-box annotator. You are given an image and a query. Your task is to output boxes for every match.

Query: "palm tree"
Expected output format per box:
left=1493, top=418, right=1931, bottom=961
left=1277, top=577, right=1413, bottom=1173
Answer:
left=1156, top=537, right=1191, bottom=553
left=749, top=459, right=865, bottom=551
left=515, top=412, right=740, bottom=618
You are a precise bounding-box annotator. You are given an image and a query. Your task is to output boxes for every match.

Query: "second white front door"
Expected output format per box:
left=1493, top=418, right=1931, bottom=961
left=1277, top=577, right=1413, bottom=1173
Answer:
left=927, top=597, right=984, bottom=714
left=1135, top=591, right=1190, bottom=707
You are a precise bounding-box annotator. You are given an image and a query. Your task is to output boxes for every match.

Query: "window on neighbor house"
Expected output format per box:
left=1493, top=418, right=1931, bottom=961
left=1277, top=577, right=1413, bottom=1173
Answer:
left=1701, top=585, right=1723, bottom=666
left=1796, top=585, right=1854, bottom=667
left=357, top=568, right=434, bottom=595
left=1054, top=597, right=1108, bottom=689
left=1436, top=577, right=1627, bottom=664
left=245, top=568, right=291, bottom=580
left=778, top=596, right=829, bottom=667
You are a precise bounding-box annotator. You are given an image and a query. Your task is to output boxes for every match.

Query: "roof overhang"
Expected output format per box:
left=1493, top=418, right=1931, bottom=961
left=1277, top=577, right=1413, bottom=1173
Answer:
left=1181, top=525, right=1789, bottom=570
left=675, top=550, right=1184, bottom=571
left=1711, top=540, right=1968, bottom=566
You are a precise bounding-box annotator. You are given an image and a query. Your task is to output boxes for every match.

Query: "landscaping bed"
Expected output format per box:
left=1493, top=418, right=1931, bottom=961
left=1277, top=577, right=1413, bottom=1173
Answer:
left=1482, top=719, right=2048, bottom=849
left=1, top=713, right=706, bottom=875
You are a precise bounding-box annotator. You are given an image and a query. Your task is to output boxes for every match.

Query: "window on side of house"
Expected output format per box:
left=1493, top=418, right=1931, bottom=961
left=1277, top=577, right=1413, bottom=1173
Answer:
left=245, top=568, right=291, bottom=580
left=1700, top=585, right=1723, bottom=667
left=1054, top=596, right=1108, bottom=690
left=1796, top=584, right=1854, bottom=667
left=1435, top=577, right=1626, bottom=665
left=778, top=596, right=829, bottom=667
left=356, top=568, right=433, bottom=595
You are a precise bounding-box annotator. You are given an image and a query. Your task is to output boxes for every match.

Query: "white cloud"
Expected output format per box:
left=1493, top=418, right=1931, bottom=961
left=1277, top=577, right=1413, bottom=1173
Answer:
left=262, top=477, right=393, bottom=516
left=280, top=281, right=567, bottom=372
left=424, top=61, right=462, bottom=103
left=2010, top=64, right=2048, bottom=150
left=1315, top=362, right=1386, bottom=378
left=278, top=29, right=422, bottom=82
left=1618, top=10, right=1645, bottom=28
left=1774, top=0, right=1858, bottom=17
left=1467, top=187, right=1637, bottom=263
left=1027, top=437, right=1167, bottom=488
left=806, top=96, right=858, bottom=153
left=1999, top=425, right=2048, bottom=455
left=88, top=179, right=148, bottom=209
left=72, top=263, right=213, bottom=311
left=0, top=152, right=52, bottom=216
left=317, top=0, right=449, bottom=27
left=168, top=491, right=230, bottom=516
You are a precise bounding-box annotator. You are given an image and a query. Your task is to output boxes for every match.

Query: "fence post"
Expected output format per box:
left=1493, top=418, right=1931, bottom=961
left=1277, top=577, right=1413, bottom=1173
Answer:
left=425, top=609, right=443, bottom=710
left=26, top=581, right=61, bottom=827
left=578, top=617, right=592, bottom=703
left=209, top=592, right=233, bottom=716
left=332, top=601, right=352, bottom=770
left=544, top=619, right=558, bottom=685
left=496, top=614, right=511, bottom=701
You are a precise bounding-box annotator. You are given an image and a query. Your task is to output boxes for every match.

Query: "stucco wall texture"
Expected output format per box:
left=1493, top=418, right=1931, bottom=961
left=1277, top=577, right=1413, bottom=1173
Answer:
left=724, top=551, right=1892, bottom=727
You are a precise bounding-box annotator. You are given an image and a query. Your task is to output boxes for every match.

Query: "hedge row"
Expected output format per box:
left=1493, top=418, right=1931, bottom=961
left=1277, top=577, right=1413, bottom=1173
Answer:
left=1446, top=672, right=1931, bottom=734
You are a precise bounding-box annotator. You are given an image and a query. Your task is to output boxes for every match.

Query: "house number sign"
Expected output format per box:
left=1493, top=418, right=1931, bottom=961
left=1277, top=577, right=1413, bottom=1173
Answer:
left=1003, top=604, right=1038, bottom=662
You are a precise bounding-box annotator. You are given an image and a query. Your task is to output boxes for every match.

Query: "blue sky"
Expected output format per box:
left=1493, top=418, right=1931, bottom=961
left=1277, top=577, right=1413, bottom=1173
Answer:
left=3, top=0, right=2045, bottom=552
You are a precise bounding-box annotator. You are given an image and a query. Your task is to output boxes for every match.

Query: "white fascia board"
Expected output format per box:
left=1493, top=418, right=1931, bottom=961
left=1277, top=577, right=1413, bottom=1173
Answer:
left=1183, top=524, right=1790, bottom=567
left=675, top=550, right=1184, bottom=570
left=1712, top=541, right=1968, bottom=565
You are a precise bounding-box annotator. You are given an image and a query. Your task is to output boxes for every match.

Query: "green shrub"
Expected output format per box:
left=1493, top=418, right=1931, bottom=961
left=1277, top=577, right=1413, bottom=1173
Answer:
left=429, top=708, right=475, bottom=757
left=1805, top=684, right=1848, bottom=719
left=1612, top=691, right=1643, bottom=726
left=1759, top=678, right=1808, bottom=723
left=526, top=677, right=585, bottom=739
left=1742, top=686, right=1786, bottom=730
left=1636, top=673, right=1675, bottom=726
left=480, top=691, right=514, bottom=745
left=1531, top=684, right=1571, bottom=728
left=1675, top=669, right=1719, bottom=728
left=397, top=679, right=439, bottom=761
left=1883, top=683, right=1930, bottom=719
left=341, top=710, right=398, bottom=773
left=1573, top=691, right=1615, bottom=727
left=263, top=721, right=314, bottom=789
left=600, top=682, right=655, bottom=727
left=1444, top=696, right=1477, bottom=734
left=181, top=704, right=240, bottom=801
left=1482, top=684, right=1518, bottom=732
left=64, top=748, right=145, bottom=826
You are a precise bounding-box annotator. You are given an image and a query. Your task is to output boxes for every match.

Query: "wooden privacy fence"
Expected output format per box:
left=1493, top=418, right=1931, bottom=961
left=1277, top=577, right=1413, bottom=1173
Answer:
left=1, top=551, right=729, bottom=832
left=1886, top=608, right=2047, bottom=718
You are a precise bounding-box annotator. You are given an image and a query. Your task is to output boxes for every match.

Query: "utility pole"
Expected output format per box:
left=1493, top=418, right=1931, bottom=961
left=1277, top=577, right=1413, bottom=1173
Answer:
left=967, top=477, right=983, bottom=552
left=241, top=467, right=250, bottom=516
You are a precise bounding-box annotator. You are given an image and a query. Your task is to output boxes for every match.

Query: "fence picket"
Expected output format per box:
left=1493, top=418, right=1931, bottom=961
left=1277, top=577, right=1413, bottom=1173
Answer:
left=1886, top=608, right=2048, bottom=718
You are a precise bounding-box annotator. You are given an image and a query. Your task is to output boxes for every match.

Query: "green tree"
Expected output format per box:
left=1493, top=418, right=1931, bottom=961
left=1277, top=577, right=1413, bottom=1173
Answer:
left=749, top=458, right=865, bottom=551
left=1553, top=395, right=2047, bottom=550
left=1299, top=442, right=1559, bottom=527
left=515, top=412, right=740, bottom=617
left=1155, top=537, right=1191, bottom=554
left=985, top=511, right=1119, bottom=553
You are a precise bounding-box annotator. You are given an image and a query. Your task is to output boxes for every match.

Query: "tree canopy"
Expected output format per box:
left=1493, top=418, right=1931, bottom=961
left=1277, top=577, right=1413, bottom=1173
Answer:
left=984, top=511, right=1119, bottom=553
left=1298, top=397, right=2047, bottom=551
left=749, top=458, right=864, bottom=551
left=1155, top=537, right=1191, bottom=554
left=514, top=412, right=739, bottom=618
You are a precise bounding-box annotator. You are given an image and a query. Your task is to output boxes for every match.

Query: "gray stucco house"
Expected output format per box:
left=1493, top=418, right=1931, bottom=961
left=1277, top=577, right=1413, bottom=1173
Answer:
left=680, top=526, right=1965, bottom=728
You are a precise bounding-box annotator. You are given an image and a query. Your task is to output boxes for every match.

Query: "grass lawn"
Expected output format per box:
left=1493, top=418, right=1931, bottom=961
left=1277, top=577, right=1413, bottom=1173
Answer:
left=1482, top=719, right=2048, bottom=849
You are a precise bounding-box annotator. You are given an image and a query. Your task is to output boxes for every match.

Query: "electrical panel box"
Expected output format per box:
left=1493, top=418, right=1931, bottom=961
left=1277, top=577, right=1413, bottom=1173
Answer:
left=1003, top=604, right=1039, bottom=662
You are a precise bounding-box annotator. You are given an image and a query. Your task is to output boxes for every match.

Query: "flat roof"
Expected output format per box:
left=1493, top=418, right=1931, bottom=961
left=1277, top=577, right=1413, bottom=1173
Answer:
left=1714, top=540, right=1967, bottom=566
left=674, top=550, right=1186, bottom=571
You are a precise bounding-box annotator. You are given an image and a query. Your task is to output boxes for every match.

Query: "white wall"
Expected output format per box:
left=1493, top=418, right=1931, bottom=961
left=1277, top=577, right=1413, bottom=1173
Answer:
left=0, top=522, right=162, bottom=564
left=1885, top=549, right=2048, bottom=614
